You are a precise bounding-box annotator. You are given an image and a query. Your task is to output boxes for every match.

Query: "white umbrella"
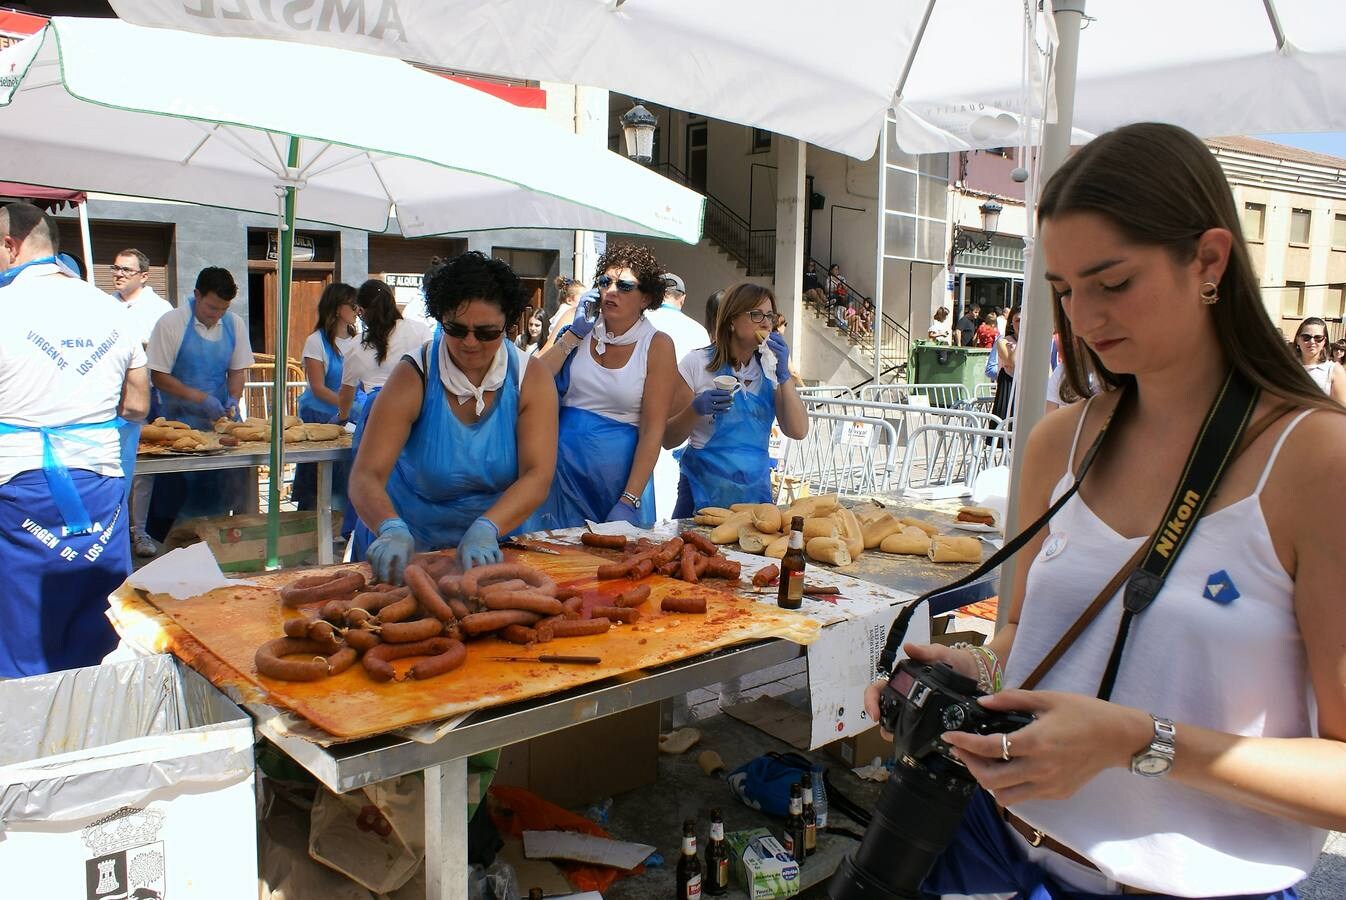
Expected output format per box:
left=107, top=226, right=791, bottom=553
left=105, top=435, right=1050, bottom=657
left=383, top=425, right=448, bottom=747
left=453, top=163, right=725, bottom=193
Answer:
left=0, top=16, right=705, bottom=565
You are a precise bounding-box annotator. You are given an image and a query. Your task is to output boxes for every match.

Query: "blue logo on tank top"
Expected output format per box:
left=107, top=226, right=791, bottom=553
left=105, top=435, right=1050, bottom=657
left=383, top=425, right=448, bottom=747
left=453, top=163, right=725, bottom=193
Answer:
left=1203, top=570, right=1240, bottom=605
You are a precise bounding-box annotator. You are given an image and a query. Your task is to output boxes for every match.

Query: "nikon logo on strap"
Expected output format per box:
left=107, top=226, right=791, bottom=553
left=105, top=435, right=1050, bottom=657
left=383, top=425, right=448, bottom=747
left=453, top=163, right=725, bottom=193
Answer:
left=1155, top=489, right=1201, bottom=559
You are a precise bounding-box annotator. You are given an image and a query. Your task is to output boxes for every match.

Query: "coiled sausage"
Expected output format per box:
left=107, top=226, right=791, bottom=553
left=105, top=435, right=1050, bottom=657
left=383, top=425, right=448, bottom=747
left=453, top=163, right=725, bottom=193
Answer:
left=362, top=637, right=460, bottom=682
left=458, top=609, right=542, bottom=636
left=379, top=617, right=445, bottom=643
left=481, top=592, right=564, bottom=615
left=460, top=563, right=556, bottom=598
left=279, top=570, right=366, bottom=608
left=255, top=638, right=352, bottom=681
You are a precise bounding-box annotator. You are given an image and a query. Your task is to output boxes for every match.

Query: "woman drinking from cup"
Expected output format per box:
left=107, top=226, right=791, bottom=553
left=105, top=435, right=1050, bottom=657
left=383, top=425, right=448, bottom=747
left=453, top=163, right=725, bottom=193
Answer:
left=664, top=282, right=808, bottom=516
left=531, top=243, right=676, bottom=527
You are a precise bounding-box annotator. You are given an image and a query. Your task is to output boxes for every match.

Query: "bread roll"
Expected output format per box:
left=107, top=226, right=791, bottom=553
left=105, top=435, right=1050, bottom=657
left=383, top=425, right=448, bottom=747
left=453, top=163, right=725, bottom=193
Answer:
left=751, top=503, right=783, bottom=535
left=801, top=517, right=838, bottom=540
left=151, top=417, right=190, bottom=430
left=805, top=536, right=852, bottom=567
left=830, top=506, right=864, bottom=560
left=929, top=535, right=982, bottom=563
left=899, top=517, right=940, bottom=536
left=763, top=535, right=791, bottom=559
left=303, top=423, right=344, bottom=442
left=737, top=525, right=772, bottom=554
left=956, top=506, right=997, bottom=526
left=283, top=425, right=307, bottom=443
left=879, top=530, right=930, bottom=555
left=710, top=511, right=754, bottom=544
left=861, top=511, right=903, bottom=549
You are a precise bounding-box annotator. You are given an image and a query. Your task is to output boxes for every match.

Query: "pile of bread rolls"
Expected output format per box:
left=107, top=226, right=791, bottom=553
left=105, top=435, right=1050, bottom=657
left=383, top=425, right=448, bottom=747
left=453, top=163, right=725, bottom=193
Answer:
left=693, top=495, right=982, bottom=567
left=139, top=417, right=217, bottom=451
left=214, top=417, right=345, bottom=444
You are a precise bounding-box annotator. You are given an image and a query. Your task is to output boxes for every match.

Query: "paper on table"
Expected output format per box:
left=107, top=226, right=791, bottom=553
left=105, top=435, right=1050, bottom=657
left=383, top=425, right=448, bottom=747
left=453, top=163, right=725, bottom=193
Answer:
left=523, top=830, right=655, bottom=871
left=127, top=542, right=255, bottom=599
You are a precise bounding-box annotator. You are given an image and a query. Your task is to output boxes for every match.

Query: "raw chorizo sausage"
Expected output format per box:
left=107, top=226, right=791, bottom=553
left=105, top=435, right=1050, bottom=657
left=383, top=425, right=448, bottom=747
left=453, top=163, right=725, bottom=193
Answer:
left=482, top=592, right=564, bottom=615
left=460, top=563, right=556, bottom=598
left=349, top=588, right=409, bottom=612
left=362, top=637, right=459, bottom=683
left=661, top=596, right=707, bottom=614
left=279, top=570, right=366, bottom=608
left=404, top=564, right=459, bottom=623
left=591, top=606, right=639, bottom=624
left=344, top=628, right=382, bottom=652
left=548, top=617, right=611, bottom=637
left=581, top=532, right=627, bottom=550
left=596, top=561, right=631, bottom=580
left=752, top=564, right=780, bottom=587
left=437, top=574, right=464, bottom=598
left=656, top=560, right=680, bottom=577
left=680, top=530, right=719, bottom=557
left=499, top=624, right=538, bottom=645
left=372, top=594, right=419, bottom=625
left=282, top=617, right=312, bottom=638
left=680, top=546, right=701, bottom=584
left=458, top=609, right=542, bottom=636
left=651, top=537, right=685, bottom=567
left=479, top=578, right=528, bottom=597
left=562, top=596, right=584, bottom=618
left=628, top=558, right=655, bottom=580
left=701, top=557, right=741, bottom=581
left=409, top=639, right=467, bottom=680
left=613, top=584, right=651, bottom=608
left=379, top=617, right=445, bottom=643
left=448, top=597, right=472, bottom=620
left=255, top=638, right=347, bottom=681
left=325, top=646, right=358, bottom=676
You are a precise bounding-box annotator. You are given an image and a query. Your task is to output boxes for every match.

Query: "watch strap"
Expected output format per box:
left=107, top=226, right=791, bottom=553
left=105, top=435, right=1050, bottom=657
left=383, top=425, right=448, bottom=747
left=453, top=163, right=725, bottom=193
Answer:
left=620, top=490, right=641, bottom=508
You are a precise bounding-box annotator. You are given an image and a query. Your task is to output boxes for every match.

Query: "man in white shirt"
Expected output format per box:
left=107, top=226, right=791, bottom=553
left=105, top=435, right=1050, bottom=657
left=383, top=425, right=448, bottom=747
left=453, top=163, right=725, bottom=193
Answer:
left=0, top=202, right=149, bottom=677
left=146, top=267, right=255, bottom=527
left=111, top=248, right=174, bottom=559
left=646, top=273, right=713, bottom=521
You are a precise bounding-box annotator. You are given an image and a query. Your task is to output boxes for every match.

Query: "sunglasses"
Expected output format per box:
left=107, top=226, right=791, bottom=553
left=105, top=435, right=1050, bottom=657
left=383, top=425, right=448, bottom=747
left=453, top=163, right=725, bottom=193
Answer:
left=595, top=274, right=640, bottom=294
left=443, top=321, right=505, bottom=342
left=109, top=265, right=144, bottom=276
left=1299, top=333, right=1327, bottom=343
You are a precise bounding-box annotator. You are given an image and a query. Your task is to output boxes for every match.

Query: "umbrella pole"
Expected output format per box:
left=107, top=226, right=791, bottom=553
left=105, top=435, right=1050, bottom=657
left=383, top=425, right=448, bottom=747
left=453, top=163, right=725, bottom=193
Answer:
left=78, top=201, right=95, bottom=284
left=996, top=0, right=1086, bottom=628
left=871, top=115, right=888, bottom=385
left=266, top=136, right=300, bottom=569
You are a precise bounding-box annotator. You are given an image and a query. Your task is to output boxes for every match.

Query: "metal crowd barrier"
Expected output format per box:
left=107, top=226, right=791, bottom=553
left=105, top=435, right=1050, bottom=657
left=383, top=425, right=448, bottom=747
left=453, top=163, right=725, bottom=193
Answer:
left=858, top=382, right=971, bottom=409
left=774, top=410, right=899, bottom=500
left=974, top=381, right=997, bottom=400
left=895, top=422, right=1014, bottom=495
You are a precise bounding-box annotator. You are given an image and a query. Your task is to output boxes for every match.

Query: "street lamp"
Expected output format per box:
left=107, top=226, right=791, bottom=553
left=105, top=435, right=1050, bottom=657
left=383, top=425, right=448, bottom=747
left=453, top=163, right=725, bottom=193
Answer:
left=620, top=102, right=657, bottom=164
left=951, top=199, right=1004, bottom=256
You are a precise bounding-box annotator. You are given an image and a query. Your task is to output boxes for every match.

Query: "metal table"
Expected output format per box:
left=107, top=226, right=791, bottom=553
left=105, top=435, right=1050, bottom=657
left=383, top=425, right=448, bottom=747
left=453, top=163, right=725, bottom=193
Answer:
left=134, top=444, right=350, bottom=564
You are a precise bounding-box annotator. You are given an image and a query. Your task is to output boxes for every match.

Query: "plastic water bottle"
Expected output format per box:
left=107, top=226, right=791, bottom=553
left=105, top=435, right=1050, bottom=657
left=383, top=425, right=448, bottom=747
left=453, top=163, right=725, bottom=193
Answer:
left=584, top=797, right=613, bottom=826
left=812, top=770, right=829, bottom=829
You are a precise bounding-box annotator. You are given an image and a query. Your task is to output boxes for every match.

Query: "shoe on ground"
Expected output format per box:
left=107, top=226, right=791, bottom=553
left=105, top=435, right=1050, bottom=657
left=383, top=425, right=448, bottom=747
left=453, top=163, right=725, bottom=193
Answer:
left=132, top=532, right=157, bottom=558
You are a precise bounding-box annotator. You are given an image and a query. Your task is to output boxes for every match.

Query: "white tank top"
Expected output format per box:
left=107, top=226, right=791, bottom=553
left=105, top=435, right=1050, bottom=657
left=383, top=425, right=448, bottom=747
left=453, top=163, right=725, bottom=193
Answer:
left=561, top=319, right=656, bottom=425
left=1303, top=361, right=1334, bottom=395
left=1003, top=400, right=1327, bottom=896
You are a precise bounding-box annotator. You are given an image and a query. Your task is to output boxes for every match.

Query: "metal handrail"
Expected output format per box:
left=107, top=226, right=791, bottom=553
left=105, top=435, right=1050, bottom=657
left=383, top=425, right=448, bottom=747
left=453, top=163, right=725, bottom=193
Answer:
left=653, top=162, right=774, bottom=275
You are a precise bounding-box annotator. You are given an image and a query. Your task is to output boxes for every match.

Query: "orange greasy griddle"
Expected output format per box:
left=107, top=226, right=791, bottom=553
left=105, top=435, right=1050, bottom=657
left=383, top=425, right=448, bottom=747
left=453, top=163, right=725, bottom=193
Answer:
left=123, top=546, right=818, bottom=740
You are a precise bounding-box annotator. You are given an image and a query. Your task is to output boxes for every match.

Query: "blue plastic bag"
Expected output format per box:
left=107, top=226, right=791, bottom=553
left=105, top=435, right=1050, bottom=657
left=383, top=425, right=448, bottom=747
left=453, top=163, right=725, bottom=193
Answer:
left=727, top=752, right=822, bottom=817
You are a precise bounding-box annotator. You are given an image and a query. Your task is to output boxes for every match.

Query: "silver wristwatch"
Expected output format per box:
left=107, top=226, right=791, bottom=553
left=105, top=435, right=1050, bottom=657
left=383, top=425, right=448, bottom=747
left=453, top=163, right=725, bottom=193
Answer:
left=1131, top=714, right=1176, bottom=777
left=620, top=490, right=641, bottom=509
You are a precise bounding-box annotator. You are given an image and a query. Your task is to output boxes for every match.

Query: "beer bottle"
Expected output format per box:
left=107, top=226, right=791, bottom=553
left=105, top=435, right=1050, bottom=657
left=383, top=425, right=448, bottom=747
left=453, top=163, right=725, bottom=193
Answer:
left=676, top=818, right=703, bottom=900
left=777, top=516, right=806, bottom=610
left=704, top=808, right=730, bottom=895
left=528, top=890, right=544, bottom=900
left=783, top=783, right=807, bottom=866
left=801, top=771, right=817, bottom=856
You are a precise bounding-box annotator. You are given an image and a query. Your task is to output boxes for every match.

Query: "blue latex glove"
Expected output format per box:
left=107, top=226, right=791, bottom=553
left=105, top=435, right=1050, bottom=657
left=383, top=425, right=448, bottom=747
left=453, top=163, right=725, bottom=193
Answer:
left=326, top=412, right=344, bottom=425
left=693, top=388, right=734, bottom=417
left=197, top=394, right=227, bottom=422
left=368, top=517, right=415, bottom=585
left=765, top=331, right=792, bottom=383
left=569, top=289, right=600, bottom=339
left=606, top=499, right=641, bottom=525
left=457, top=517, right=502, bottom=570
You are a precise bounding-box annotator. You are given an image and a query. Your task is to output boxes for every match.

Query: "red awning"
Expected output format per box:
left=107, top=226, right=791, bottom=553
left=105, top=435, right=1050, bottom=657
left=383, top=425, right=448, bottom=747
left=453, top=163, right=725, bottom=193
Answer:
left=0, top=182, right=87, bottom=211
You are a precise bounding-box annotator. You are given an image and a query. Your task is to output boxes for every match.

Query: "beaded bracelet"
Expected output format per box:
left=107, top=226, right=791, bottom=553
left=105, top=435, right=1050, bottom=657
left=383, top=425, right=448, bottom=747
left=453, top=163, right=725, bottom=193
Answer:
left=951, top=641, right=993, bottom=692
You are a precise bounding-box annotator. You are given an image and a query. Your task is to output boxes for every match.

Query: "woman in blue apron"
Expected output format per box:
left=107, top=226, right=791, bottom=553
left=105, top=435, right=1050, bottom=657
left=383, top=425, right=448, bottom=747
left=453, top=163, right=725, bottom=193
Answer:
left=349, top=253, right=557, bottom=583
left=293, top=283, right=359, bottom=516
left=664, top=282, right=808, bottom=517
left=529, top=244, right=678, bottom=529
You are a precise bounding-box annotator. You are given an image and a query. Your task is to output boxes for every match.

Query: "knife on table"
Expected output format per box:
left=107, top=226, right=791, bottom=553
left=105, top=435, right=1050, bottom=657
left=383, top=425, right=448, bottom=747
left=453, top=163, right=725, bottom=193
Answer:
left=487, top=654, right=603, bottom=665
left=500, top=538, right=561, bottom=555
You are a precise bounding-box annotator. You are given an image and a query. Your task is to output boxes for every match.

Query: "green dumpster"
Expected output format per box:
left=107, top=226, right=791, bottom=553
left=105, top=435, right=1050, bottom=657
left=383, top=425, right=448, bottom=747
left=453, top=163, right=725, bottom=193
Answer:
left=909, top=341, right=991, bottom=404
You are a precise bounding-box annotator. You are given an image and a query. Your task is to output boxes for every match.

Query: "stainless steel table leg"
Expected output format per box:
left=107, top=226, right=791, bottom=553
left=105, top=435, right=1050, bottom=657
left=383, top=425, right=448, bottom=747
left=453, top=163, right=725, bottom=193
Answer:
left=424, top=757, right=469, bottom=900
left=317, top=460, right=333, bottom=565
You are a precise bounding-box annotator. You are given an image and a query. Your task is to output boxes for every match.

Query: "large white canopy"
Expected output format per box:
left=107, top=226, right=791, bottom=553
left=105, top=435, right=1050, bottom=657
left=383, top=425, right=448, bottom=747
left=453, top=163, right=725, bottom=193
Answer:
left=0, top=16, right=704, bottom=241
left=109, top=0, right=1346, bottom=159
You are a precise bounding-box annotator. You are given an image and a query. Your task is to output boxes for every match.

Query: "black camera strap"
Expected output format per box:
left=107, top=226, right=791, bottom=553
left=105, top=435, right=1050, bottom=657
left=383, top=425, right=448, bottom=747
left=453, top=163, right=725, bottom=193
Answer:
left=1093, top=368, right=1258, bottom=700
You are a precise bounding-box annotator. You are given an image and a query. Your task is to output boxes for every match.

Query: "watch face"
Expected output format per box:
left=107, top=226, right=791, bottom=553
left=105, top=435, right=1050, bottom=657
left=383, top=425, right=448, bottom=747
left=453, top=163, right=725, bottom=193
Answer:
left=1135, top=753, right=1173, bottom=776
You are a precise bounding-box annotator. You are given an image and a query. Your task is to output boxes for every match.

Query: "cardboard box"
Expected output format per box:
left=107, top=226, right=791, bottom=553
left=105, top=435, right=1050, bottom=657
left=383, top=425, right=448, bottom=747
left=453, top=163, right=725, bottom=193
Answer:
left=494, top=704, right=659, bottom=809
left=727, top=827, right=801, bottom=900
left=165, top=510, right=342, bottom=573
left=825, top=723, right=893, bottom=769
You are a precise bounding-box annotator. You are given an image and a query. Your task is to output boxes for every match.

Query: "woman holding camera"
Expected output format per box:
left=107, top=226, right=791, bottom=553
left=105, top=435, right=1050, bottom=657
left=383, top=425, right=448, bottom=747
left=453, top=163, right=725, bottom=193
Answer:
left=530, top=243, right=675, bottom=527
left=867, top=123, right=1345, bottom=898
left=663, top=282, right=807, bottom=517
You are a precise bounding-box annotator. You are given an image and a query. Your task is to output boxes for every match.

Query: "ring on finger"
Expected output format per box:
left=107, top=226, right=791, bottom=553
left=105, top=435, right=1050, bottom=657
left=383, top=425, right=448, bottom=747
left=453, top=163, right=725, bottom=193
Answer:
left=1001, top=733, right=1013, bottom=762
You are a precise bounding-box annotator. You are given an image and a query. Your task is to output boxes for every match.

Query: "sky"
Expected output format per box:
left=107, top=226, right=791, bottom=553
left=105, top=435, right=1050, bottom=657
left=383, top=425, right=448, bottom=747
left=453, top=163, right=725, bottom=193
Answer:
left=1255, top=132, right=1346, bottom=161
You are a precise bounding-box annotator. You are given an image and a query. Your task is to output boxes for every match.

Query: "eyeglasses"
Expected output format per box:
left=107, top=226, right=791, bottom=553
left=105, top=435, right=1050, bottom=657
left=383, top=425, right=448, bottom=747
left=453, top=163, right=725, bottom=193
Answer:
left=743, top=309, right=779, bottom=324
left=595, top=274, right=640, bottom=294
left=1299, top=334, right=1327, bottom=343
left=109, top=265, right=144, bottom=276
left=443, top=321, right=505, bottom=342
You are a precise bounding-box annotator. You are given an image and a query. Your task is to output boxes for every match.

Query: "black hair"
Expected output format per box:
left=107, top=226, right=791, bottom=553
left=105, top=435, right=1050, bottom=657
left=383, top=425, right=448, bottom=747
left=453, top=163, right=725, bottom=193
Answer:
left=194, top=266, right=237, bottom=301
left=356, top=278, right=402, bottom=365
left=704, top=289, right=724, bottom=332
left=0, top=201, right=56, bottom=253
left=593, top=243, right=667, bottom=312
left=423, top=250, right=529, bottom=327
left=314, top=282, right=358, bottom=353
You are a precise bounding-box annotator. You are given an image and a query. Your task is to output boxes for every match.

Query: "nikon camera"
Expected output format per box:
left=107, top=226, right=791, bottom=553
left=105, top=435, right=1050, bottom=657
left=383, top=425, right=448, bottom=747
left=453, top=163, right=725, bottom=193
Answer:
left=827, top=660, right=1034, bottom=900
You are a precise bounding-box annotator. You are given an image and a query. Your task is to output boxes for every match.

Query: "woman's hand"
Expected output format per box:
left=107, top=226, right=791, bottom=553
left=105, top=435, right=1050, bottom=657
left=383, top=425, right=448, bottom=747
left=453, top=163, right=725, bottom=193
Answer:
left=863, top=642, right=985, bottom=739
left=941, top=690, right=1151, bottom=806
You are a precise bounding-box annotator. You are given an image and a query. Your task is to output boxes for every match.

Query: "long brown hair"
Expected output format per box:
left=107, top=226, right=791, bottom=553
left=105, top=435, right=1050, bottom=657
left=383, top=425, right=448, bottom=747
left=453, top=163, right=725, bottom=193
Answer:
left=356, top=279, right=403, bottom=365
left=707, top=282, right=776, bottom=372
left=1292, top=316, right=1330, bottom=365
left=313, top=282, right=357, bottom=354
left=1039, top=122, right=1337, bottom=412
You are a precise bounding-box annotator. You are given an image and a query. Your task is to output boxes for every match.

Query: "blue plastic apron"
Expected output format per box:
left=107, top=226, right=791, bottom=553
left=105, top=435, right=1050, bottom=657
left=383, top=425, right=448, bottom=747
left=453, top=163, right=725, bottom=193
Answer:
left=294, top=331, right=353, bottom=512
left=116, top=419, right=141, bottom=507
left=340, top=383, right=381, bottom=541
left=296, top=330, right=344, bottom=422
left=675, top=354, right=776, bottom=515
left=527, top=405, right=655, bottom=531
left=922, top=789, right=1299, bottom=900
left=351, top=333, right=522, bottom=558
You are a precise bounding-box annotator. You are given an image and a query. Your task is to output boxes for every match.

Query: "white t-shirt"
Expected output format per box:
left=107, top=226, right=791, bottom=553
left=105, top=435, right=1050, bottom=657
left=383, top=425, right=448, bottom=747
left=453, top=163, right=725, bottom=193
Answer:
left=301, top=330, right=360, bottom=364
left=646, top=305, right=711, bottom=363
left=146, top=304, right=255, bottom=374
left=927, top=317, right=951, bottom=342
left=341, top=318, right=431, bottom=391
left=677, top=348, right=765, bottom=449
left=0, top=264, right=146, bottom=484
left=116, top=285, right=174, bottom=347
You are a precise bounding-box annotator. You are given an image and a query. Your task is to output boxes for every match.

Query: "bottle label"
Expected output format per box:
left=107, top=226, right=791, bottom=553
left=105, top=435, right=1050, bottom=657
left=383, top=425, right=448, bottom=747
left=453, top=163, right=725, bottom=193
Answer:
left=715, top=859, right=729, bottom=883
left=710, top=822, right=724, bottom=841
left=684, top=874, right=701, bottom=900
left=683, top=836, right=697, bottom=855
left=782, top=832, right=794, bottom=855
left=785, top=570, right=804, bottom=601
left=789, top=796, right=803, bottom=815
left=788, top=529, right=804, bottom=550
left=804, top=822, right=817, bottom=850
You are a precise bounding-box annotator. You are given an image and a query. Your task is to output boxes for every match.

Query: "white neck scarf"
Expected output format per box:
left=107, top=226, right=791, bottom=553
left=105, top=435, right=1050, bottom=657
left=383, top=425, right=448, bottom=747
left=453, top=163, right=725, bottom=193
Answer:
left=439, top=338, right=509, bottom=414
left=592, top=314, right=653, bottom=356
